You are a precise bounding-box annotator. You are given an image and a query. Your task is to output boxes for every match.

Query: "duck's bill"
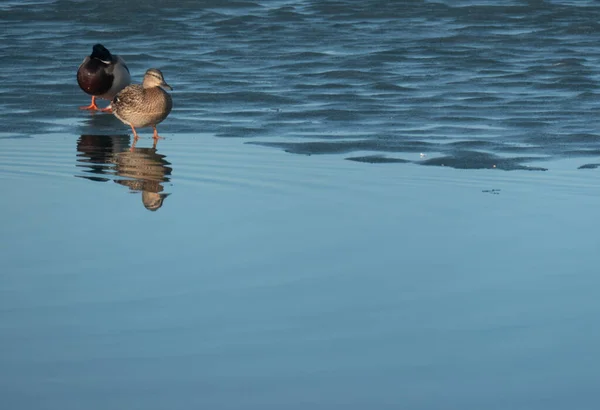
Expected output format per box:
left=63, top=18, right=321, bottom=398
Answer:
left=162, top=82, right=173, bottom=90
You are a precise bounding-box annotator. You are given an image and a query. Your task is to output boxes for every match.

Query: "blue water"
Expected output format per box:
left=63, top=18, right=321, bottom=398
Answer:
left=2, top=1, right=600, bottom=409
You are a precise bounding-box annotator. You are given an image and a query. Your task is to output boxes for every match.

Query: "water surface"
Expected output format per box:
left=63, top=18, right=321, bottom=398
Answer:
left=1, top=1, right=600, bottom=409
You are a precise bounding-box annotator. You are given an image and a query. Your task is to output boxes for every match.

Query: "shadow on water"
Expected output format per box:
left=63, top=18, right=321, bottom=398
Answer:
left=249, top=140, right=551, bottom=171
left=76, top=135, right=172, bottom=211
left=78, top=110, right=125, bottom=135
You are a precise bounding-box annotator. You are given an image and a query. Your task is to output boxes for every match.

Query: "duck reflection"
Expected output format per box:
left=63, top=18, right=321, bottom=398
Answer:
left=76, top=135, right=172, bottom=211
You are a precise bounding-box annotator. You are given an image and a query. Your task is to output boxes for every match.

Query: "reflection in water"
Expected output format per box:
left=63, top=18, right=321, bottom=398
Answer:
left=76, top=135, right=172, bottom=211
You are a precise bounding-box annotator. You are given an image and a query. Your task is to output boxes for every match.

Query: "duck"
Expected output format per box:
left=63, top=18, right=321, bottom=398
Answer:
left=115, top=142, right=172, bottom=211
left=112, top=68, right=173, bottom=141
left=77, top=44, right=131, bottom=112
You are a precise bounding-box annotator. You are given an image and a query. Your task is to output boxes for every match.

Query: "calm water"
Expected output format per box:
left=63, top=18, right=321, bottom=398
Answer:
left=2, top=1, right=600, bottom=409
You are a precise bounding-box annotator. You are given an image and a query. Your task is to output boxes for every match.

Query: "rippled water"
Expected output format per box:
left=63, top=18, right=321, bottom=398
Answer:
left=3, top=0, right=600, bottom=169
left=2, top=1, right=600, bottom=409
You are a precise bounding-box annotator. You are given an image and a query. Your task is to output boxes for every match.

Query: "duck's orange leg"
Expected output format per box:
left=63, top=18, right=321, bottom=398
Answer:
left=80, top=96, right=99, bottom=111
left=130, top=138, right=138, bottom=152
left=130, top=124, right=140, bottom=140
left=152, top=126, right=164, bottom=140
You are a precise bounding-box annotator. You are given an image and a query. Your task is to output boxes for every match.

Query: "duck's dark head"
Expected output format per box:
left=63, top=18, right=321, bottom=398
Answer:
left=90, top=44, right=113, bottom=64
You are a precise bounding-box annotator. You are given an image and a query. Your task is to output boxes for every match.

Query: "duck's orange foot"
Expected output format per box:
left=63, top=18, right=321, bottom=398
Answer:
left=79, top=103, right=99, bottom=111
left=80, top=96, right=99, bottom=111
left=100, top=105, right=113, bottom=113
left=152, top=127, right=165, bottom=140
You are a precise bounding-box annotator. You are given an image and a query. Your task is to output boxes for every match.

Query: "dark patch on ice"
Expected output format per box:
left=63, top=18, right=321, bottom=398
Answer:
left=346, top=155, right=410, bottom=164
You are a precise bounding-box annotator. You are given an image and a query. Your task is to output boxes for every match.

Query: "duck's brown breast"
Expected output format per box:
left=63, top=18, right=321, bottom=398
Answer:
left=77, top=58, right=113, bottom=96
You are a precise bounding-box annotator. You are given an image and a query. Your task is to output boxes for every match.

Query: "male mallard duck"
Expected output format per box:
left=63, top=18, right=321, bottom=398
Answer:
left=112, top=68, right=173, bottom=141
left=77, top=44, right=131, bottom=112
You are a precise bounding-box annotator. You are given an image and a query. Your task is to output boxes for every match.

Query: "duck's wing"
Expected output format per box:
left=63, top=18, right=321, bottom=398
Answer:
left=105, top=55, right=129, bottom=75
left=118, top=56, right=130, bottom=74
left=112, top=85, right=144, bottom=106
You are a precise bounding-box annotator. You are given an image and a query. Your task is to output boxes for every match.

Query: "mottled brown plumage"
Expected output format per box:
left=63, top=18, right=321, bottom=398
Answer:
left=115, top=143, right=172, bottom=211
left=112, top=68, right=173, bottom=141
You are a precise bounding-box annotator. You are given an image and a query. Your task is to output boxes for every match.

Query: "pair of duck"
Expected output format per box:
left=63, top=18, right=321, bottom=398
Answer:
left=77, top=44, right=172, bottom=140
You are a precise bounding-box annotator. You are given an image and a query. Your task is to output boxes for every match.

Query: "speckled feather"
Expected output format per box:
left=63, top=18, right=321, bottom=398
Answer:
left=112, top=69, right=173, bottom=130
left=113, top=86, right=172, bottom=128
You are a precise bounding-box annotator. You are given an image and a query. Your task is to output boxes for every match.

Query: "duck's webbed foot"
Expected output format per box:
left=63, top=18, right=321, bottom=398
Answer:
left=152, top=126, right=165, bottom=140
left=80, top=96, right=99, bottom=111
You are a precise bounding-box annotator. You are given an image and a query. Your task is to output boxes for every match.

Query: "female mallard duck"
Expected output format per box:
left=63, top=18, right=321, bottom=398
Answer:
left=77, top=44, right=131, bottom=112
left=112, top=68, right=173, bottom=141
